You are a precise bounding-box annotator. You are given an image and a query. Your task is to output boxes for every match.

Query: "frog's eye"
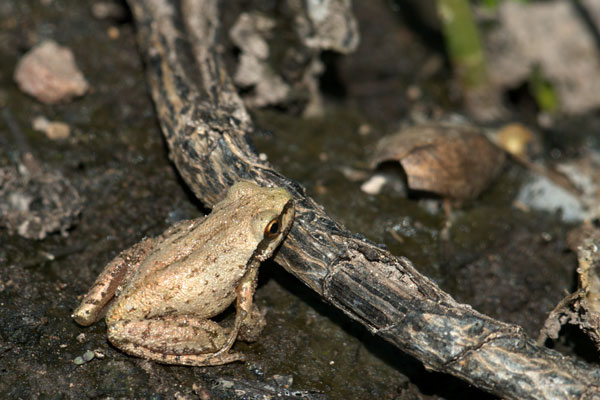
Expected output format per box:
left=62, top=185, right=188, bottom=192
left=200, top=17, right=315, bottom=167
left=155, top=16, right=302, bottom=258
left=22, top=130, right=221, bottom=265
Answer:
left=264, top=218, right=281, bottom=239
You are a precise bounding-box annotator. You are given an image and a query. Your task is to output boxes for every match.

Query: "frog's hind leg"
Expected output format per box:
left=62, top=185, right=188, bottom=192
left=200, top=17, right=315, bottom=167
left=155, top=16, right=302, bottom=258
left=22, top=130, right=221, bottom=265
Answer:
left=107, top=316, right=246, bottom=366
left=72, top=238, right=155, bottom=326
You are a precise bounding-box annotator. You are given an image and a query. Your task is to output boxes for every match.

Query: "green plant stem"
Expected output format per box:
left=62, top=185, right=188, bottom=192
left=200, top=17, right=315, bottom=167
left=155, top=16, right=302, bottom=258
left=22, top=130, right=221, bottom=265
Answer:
left=437, top=0, right=488, bottom=88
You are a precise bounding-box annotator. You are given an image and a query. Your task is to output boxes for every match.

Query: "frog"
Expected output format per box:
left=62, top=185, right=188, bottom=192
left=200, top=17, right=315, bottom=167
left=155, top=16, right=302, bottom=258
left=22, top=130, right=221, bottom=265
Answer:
left=72, top=181, right=294, bottom=366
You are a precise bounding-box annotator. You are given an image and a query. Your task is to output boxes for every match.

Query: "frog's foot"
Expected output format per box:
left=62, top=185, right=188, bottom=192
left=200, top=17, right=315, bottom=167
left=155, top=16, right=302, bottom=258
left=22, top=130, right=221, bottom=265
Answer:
left=115, top=343, right=246, bottom=366
left=238, top=304, right=266, bottom=342
left=107, top=316, right=246, bottom=366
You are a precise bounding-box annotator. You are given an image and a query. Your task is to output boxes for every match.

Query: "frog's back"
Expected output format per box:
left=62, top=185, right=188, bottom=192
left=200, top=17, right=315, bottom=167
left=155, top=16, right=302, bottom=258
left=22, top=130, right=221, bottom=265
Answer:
left=106, top=217, right=255, bottom=322
left=105, top=181, right=294, bottom=324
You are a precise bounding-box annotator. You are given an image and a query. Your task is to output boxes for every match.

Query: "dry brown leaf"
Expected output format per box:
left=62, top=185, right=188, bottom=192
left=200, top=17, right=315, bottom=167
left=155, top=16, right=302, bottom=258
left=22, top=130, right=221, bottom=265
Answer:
left=370, top=122, right=505, bottom=203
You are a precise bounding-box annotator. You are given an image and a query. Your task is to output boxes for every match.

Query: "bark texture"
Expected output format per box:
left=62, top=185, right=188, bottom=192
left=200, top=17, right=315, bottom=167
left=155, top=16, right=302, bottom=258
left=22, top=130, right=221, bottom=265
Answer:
left=126, top=0, right=600, bottom=398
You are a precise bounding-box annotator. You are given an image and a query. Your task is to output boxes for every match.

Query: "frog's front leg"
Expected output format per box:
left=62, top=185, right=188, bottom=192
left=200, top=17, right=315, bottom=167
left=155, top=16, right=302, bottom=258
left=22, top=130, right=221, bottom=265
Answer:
left=107, top=315, right=246, bottom=366
left=213, top=265, right=263, bottom=357
left=72, top=238, right=155, bottom=326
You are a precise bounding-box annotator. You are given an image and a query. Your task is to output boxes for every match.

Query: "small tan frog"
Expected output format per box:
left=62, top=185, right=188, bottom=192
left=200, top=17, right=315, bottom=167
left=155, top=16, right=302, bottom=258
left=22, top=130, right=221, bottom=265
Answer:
left=73, top=181, right=294, bottom=366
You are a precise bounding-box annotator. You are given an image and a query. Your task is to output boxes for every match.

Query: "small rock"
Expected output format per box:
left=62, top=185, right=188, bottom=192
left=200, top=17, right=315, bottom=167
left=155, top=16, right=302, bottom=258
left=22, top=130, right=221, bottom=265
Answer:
left=494, top=123, right=542, bottom=159
left=107, top=26, right=120, bottom=40
left=82, top=350, right=95, bottom=362
left=14, top=40, right=89, bottom=104
left=73, top=350, right=96, bottom=365
left=32, top=116, right=71, bottom=140
left=93, top=349, right=105, bottom=359
left=73, top=356, right=85, bottom=365
left=270, top=374, right=293, bottom=388
left=91, top=2, right=128, bottom=20
left=515, top=172, right=584, bottom=222
left=358, top=123, right=372, bottom=136
left=360, top=174, right=387, bottom=195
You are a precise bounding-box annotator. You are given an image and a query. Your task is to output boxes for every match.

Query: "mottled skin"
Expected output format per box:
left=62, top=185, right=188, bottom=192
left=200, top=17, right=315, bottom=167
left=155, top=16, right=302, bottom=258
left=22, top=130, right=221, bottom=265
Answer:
left=73, top=181, right=294, bottom=366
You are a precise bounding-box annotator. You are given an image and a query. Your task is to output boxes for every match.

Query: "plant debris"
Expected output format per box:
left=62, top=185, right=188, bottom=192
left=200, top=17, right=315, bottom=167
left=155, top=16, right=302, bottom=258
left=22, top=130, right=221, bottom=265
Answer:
left=539, top=222, right=600, bottom=350
left=0, top=108, right=82, bottom=239
left=485, top=1, right=600, bottom=114
left=369, top=121, right=505, bottom=203
left=228, top=0, right=358, bottom=114
left=230, top=12, right=290, bottom=108
left=292, top=0, right=359, bottom=53
left=0, top=162, right=83, bottom=239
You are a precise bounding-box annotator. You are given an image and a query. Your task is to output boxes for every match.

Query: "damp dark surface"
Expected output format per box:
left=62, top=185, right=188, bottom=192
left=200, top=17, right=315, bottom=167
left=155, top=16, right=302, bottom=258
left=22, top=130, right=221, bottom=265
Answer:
left=0, top=0, right=597, bottom=399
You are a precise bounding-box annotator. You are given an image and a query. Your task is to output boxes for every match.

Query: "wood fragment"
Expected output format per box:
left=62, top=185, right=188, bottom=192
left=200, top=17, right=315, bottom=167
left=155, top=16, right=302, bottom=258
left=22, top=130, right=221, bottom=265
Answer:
left=126, top=0, right=600, bottom=398
left=539, top=222, right=600, bottom=349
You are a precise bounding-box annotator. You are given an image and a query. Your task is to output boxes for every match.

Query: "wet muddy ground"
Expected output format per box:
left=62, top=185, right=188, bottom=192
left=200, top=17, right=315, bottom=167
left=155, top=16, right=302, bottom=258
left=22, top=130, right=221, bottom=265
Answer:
left=0, top=0, right=598, bottom=399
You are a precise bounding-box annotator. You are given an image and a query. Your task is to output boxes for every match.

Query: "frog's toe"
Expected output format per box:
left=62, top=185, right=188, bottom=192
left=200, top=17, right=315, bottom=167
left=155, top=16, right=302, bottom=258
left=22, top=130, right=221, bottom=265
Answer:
left=238, top=305, right=266, bottom=342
